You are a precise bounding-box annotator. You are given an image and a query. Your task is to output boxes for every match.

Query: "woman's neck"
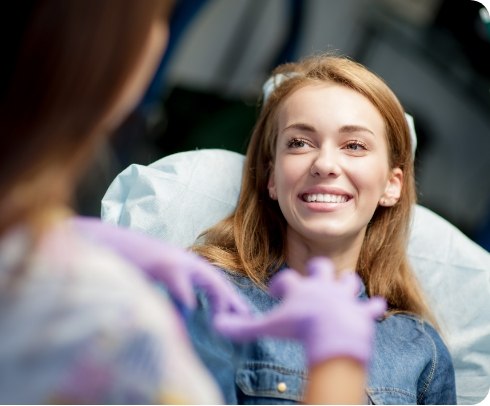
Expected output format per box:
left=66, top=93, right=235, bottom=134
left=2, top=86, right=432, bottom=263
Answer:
left=285, top=227, right=366, bottom=275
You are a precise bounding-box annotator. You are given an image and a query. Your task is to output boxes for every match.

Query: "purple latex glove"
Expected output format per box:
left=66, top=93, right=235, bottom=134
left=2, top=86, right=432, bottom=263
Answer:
left=214, top=257, right=386, bottom=367
left=70, top=216, right=250, bottom=316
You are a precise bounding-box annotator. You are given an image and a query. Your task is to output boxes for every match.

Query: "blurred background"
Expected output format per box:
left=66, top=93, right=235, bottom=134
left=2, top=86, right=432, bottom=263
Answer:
left=76, top=0, right=490, bottom=251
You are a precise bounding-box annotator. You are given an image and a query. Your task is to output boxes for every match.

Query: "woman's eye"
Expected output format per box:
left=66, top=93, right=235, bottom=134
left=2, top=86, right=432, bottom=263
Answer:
left=345, top=141, right=367, bottom=152
left=287, top=138, right=309, bottom=148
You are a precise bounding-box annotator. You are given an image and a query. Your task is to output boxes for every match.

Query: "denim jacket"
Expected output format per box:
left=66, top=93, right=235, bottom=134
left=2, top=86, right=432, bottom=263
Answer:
left=185, top=269, right=457, bottom=405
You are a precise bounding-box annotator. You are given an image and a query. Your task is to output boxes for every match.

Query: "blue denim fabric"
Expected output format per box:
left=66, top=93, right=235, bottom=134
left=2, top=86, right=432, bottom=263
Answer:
left=185, top=269, right=457, bottom=405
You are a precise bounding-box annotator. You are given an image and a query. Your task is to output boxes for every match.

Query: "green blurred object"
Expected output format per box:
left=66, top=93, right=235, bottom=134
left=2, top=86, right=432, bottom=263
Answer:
left=157, top=86, right=259, bottom=156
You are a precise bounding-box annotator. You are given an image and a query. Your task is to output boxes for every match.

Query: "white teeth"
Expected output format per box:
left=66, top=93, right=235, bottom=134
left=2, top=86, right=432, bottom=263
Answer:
left=304, top=193, right=348, bottom=203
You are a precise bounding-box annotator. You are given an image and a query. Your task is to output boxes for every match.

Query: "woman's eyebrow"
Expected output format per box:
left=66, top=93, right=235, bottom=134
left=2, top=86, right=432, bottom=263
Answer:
left=339, top=125, right=375, bottom=136
left=280, top=123, right=376, bottom=137
left=281, top=122, right=316, bottom=134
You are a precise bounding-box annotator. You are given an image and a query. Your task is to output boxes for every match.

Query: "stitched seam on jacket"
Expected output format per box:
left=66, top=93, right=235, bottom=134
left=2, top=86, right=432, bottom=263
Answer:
left=367, top=387, right=417, bottom=398
left=417, top=323, right=438, bottom=403
left=236, top=364, right=306, bottom=401
left=240, top=361, right=307, bottom=377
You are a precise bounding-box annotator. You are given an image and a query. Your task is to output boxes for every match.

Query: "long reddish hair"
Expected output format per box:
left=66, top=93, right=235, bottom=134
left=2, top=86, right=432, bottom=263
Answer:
left=193, top=54, right=434, bottom=324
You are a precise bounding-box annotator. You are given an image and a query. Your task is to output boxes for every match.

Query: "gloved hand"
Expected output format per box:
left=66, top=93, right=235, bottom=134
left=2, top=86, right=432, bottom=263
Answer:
left=214, top=257, right=386, bottom=367
left=70, top=216, right=250, bottom=316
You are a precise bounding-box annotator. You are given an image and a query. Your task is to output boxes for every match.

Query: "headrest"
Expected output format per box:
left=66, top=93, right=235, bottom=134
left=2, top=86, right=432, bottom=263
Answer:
left=102, top=149, right=243, bottom=247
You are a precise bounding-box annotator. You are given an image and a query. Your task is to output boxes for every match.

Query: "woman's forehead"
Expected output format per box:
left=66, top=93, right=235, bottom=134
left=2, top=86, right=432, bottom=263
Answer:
left=275, top=84, right=385, bottom=136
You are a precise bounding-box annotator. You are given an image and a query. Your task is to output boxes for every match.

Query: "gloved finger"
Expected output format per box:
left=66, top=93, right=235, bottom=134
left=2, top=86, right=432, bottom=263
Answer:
left=153, top=261, right=250, bottom=315
left=363, top=296, right=387, bottom=319
left=337, top=271, right=362, bottom=296
left=163, top=272, right=198, bottom=310
left=202, top=286, right=251, bottom=316
left=268, top=269, right=303, bottom=299
left=214, top=308, right=295, bottom=341
left=191, top=270, right=251, bottom=316
left=177, top=249, right=211, bottom=269
left=306, top=257, right=335, bottom=280
left=157, top=247, right=250, bottom=316
left=158, top=247, right=200, bottom=271
left=213, top=314, right=262, bottom=341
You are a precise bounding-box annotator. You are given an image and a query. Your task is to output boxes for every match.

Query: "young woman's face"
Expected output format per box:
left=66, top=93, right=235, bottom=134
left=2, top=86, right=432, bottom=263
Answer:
left=268, top=84, right=402, bottom=249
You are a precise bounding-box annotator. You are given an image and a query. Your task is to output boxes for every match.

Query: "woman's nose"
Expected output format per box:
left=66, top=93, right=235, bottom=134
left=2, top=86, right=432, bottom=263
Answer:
left=310, top=149, right=341, bottom=178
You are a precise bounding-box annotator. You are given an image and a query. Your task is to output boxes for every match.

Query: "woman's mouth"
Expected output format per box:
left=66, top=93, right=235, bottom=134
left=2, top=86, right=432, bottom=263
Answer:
left=301, top=193, right=350, bottom=203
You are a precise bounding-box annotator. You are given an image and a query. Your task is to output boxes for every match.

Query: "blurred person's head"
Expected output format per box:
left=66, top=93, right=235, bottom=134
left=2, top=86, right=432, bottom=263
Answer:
left=0, top=0, right=173, bottom=233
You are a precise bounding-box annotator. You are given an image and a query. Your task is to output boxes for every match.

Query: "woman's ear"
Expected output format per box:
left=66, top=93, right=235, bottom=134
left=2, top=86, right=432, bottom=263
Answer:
left=268, top=166, right=277, bottom=200
left=379, top=168, right=403, bottom=207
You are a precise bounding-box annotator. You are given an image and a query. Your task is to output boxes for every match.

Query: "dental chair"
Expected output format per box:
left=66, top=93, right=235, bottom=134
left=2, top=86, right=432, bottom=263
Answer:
left=101, top=148, right=490, bottom=405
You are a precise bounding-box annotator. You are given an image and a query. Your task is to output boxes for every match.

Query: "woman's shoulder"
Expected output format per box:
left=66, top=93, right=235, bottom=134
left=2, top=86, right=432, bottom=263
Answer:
left=377, top=313, right=449, bottom=351
left=380, top=313, right=445, bottom=341
left=369, top=313, right=456, bottom=404
left=375, top=312, right=454, bottom=378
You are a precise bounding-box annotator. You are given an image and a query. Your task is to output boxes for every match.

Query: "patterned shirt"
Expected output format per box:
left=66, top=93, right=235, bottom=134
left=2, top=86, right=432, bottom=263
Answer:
left=0, top=222, right=222, bottom=404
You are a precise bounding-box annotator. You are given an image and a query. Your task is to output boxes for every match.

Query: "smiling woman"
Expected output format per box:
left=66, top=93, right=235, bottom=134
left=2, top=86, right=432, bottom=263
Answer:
left=191, top=54, right=457, bottom=404
left=269, top=84, right=403, bottom=274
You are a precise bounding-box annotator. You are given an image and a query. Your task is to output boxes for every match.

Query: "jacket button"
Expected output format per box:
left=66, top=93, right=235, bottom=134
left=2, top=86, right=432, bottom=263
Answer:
left=277, top=382, right=287, bottom=393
